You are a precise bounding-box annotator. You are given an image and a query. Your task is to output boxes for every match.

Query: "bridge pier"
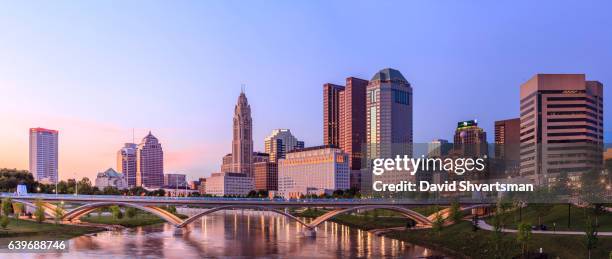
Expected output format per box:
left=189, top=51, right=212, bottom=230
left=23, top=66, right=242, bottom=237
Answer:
left=302, top=227, right=316, bottom=237
left=173, top=227, right=190, bottom=236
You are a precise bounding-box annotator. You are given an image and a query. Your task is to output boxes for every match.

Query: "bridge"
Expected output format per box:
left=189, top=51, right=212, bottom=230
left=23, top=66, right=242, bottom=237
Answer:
left=1, top=193, right=494, bottom=236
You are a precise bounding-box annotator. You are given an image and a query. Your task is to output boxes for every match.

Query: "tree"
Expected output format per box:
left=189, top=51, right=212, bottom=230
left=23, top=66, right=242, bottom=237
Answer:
left=77, top=177, right=94, bottom=195
left=431, top=209, right=445, bottom=236
left=0, top=215, right=8, bottom=229
left=34, top=199, right=46, bottom=223
left=12, top=203, right=23, bottom=218
left=490, top=209, right=510, bottom=258
left=553, top=172, right=570, bottom=195
left=448, top=200, right=462, bottom=224
left=126, top=207, right=137, bottom=218
left=163, top=205, right=177, bottom=214
left=0, top=168, right=37, bottom=192
left=247, top=190, right=257, bottom=198
left=585, top=216, right=598, bottom=259
left=102, top=186, right=121, bottom=195
left=110, top=205, right=123, bottom=219
left=1, top=198, right=12, bottom=217
left=517, top=222, right=532, bottom=256
left=54, top=203, right=64, bottom=224
left=580, top=169, right=605, bottom=205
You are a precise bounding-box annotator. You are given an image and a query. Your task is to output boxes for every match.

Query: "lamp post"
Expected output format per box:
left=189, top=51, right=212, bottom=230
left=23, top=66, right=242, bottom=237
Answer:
left=74, top=172, right=78, bottom=196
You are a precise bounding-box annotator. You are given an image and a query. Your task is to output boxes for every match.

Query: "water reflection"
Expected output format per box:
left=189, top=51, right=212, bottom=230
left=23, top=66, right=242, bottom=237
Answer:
left=8, top=210, right=447, bottom=258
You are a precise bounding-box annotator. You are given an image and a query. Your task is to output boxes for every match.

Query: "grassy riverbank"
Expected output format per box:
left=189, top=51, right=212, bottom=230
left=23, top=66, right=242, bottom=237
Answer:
left=0, top=218, right=103, bottom=240
left=293, top=208, right=612, bottom=258
left=81, top=212, right=188, bottom=228
left=388, top=221, right=612, bottom=259
left=484, top=204, right=612, bottom=232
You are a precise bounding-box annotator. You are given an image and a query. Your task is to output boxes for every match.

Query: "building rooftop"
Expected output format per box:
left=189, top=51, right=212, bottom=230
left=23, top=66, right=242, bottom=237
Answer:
left=370, top=68, right=408, bottom=83
left=287, top=144, right=337, bottom=153
left=97, top=168, right=122, bottom=178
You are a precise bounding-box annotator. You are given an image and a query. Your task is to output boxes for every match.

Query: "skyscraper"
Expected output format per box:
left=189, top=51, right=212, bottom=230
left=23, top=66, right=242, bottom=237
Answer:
left=428, top=139, right=450, bottom=157
left=338, top=77, right=369, bottom=173
left=495, top=118, right=520, bottom=175
left=323, top=83, right=345, bottom=147
left=264, top=129, right=304, bottom=162
left=453, top=120, right=488, bottom=157
left=137, top=132, right=164, bottom=188
left=29, top=128, right=58, bottom=184
left=365, top=68, right=413, bottom=191
left=231, top=91, right=253, bottom=175
left=519, top=74, right=604, bottom=185
left=117, top=143, right=138, bottom=187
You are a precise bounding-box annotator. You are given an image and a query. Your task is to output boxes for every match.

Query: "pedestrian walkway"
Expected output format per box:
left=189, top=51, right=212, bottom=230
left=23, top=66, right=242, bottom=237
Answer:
left=476, top=219, right=612, bottom=236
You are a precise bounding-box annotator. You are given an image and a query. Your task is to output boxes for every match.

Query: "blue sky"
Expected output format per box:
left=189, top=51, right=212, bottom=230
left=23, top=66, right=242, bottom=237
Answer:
left=1, top=1, right=610, bottom=181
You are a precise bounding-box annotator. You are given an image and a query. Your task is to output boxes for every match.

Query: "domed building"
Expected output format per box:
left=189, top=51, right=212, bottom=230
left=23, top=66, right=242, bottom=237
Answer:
left=365, top=68, right=414, bottom=192
left=366, top=68, right=413, bottom=153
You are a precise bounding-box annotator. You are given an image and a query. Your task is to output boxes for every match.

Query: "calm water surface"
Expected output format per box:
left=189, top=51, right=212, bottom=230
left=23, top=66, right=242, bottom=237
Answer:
left=8, top=209, right=448, bottom=258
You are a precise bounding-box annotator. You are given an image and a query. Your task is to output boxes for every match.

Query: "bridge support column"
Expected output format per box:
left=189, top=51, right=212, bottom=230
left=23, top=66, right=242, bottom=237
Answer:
left=173, top=227, right=189, bottom=236
left=302, top=227, right=316, bottom=237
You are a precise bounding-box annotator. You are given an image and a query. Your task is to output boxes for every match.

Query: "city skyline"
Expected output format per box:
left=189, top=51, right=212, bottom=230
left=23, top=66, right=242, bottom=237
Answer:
left=1, top=1, right=612, bottom=182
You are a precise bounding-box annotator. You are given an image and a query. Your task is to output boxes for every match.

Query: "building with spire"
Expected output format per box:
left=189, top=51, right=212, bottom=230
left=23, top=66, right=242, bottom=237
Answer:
left=137, top=131, right=164, bottom=188
left=230, top=91, right=253, bottom=176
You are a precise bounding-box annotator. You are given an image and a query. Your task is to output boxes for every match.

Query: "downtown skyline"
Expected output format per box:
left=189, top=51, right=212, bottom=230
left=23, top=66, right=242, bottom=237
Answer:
left=1, top=1, right=612, bottom=181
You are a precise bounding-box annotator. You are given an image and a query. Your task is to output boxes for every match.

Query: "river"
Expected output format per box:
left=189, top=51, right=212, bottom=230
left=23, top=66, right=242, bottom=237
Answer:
left=6, top=209, right=447, bottom=258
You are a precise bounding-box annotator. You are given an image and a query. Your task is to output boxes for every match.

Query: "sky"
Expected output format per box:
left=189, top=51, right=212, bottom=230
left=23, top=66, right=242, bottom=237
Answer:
left=0, top=1, right=611, bottom=181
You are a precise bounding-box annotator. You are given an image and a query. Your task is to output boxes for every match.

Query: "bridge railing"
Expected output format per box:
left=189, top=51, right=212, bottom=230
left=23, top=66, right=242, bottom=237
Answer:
left=1, top=192, right=496, bottom=205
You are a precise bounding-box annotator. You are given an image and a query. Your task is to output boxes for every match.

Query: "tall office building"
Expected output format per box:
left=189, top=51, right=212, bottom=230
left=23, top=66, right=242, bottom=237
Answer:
left=117, top=143, right=138, bottom=187
left=339, top=78, right=369, bottom=170
left=495, top=118, right=521, bottom=176
left=519, top=74, right=604, bottom=185
left=453, top=120, right=488, bottom=157
left=323, top=83, right=345, bottom=146
left=365, top=68, right=413, bottom=188
left=29, top=128, right=59, bottom=184
left=264, top=129, right=304, bottom=162
left=323, top=77, right=369, bottom=189
left=495, top=118, right=520, bottom=160
left=427, top=139, right=450, bottom=157
left=231, top=91, right=253, bottom=175
left=137, top=132, right=164, bottom=188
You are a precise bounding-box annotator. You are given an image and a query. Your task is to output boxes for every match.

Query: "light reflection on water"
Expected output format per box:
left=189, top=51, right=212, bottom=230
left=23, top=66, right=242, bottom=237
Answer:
left=8, top=210, right=448, bottom=258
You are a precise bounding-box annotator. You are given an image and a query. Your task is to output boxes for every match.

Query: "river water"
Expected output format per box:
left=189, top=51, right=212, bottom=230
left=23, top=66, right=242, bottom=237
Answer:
left=7, top=209, right=447, bottom=258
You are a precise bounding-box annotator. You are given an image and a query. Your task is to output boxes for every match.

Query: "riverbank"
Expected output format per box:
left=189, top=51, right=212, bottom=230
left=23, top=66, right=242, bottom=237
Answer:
left=484, top=204, right=612, bottom=232
left=293, top=208, right=612, bottom=258
left=0, top=218, right=103, bottom=240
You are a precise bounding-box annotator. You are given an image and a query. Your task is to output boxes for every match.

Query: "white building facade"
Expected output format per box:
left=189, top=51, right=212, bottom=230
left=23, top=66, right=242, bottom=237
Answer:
left=278, top=146, right=349, bottom=199
left=205, top=172, right=254, bottom=196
